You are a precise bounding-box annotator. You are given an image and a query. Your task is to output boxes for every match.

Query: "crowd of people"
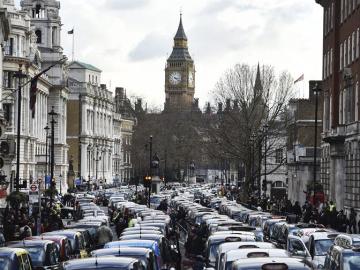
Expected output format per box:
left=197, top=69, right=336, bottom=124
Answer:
left=1, top=198, right=64, bottom=243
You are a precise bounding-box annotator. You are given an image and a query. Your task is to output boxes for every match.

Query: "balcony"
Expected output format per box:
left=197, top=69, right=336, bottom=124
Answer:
left=346, top=122, right=359, bottom=135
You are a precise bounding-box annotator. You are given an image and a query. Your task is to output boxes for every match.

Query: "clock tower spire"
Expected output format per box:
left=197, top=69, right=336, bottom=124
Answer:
left=164, top=14, right=195, bottom=112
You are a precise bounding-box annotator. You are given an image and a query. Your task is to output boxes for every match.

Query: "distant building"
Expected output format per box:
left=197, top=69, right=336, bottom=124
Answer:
left=114, top=87, right=136, bottom=184
left=164, top=15, right=196, bottom=112
left=67, top=61, right=114, bottom=186
left=316, top=0, right=360, bottom=215
left=287, top=81, right=323, bottom=205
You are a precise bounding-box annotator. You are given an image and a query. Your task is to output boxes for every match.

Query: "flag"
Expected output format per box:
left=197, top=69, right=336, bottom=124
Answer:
left=29, top=58, right=66, bottom=118
left=294, top=74, right=304, bottom=84
left=29, top=73, right=41, bottom=118
left=68, top=29, right=74, bottom=34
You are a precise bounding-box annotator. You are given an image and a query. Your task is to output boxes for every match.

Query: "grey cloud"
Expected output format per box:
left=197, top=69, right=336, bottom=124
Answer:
left=129, top=33, right=169, bottom=61
left=104, top=0, right=149, bottom=10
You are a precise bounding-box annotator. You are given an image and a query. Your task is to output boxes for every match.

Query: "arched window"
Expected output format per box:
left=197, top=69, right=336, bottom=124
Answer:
left=35, top=30, right=42, bottom=44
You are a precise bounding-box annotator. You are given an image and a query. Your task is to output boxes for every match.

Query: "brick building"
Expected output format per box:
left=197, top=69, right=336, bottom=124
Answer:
left=316, top=1, right=360, bottom=215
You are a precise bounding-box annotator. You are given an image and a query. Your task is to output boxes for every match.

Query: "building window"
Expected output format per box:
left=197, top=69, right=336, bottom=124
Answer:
left=4, top=38, right=14, bottom=56
left=352, top=32, right=356, bottom=62
left=340, top=43, right=343, bottom=70
left=348, top=37, right=351, bottom=65
left=35, top=30, right=42, bottom=44
left=52, top=27, right=57, bottom=46
left=357, top=28, right=359, bottom=59
left=341, top=0, right=344, bottom=23
left=3, top=103, right=11, bottom=123
left=331, top=3, right=334, bottom=29
left=275, top=148, right=283, bottom=164
left=323, top=54, right=326, bottom=79
left=344, top=41, right=348, bottom=67
left=330, top=49, right=333, bottom=75
left=89, top=75, right=91, bottom=82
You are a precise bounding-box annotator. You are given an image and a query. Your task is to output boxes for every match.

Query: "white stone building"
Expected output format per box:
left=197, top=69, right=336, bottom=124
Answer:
left=20, top=0, right=69, bottom=191
left=67, top=61, right=114, bottom=186
left=1, top=0, right=55, bottom=192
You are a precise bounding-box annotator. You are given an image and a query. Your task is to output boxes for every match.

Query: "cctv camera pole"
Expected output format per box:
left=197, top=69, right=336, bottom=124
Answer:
left=13, top=65, right=27, bottom=192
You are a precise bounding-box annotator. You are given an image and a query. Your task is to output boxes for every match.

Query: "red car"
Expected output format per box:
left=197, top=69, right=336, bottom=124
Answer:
left=27, top=235, right=72, bottom=261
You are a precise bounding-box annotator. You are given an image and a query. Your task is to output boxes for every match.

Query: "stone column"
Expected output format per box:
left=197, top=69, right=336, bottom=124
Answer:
left=329, top=142, right=345, bottom=210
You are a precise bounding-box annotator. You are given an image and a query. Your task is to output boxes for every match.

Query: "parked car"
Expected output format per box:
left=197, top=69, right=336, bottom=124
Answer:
left=91, top=247, right=158, bottom=270
left=7, top=239, right=59, bottom=270
left=231, top=257, right=313, bottom=270
left=27, top=235, right=72, bottom=261
left=42, top=230, right=88, bottom=258
left=62, top=257, right=142, bottom=270
left=324, top=243, right=360, bottom=269
left=0, top=247, right=33, bottom=270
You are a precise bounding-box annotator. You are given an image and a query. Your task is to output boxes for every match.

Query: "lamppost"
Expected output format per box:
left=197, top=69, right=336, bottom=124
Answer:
left=189, top=160, right=195, bottom=185
left=44, top=125, right=50, bottom=189
left=257, top=131, right=263, bottom=199
left=59, top=174, right=62, bottom=196
left=263, top=124, right=269, bottom=197
left=13, top=65, right=27, bottom=192
left=148, top=135, right=153, bottom=207
left=48, top=107, right=58, bottom=206
left=102, top=146, right=106, bottom=184
left=94, top=145, right=101, bottom=183
left=312, top=83, right=322, bottom=202
left=250, top=133, right=256, bottom=192
left=87, top=144, right=92, bottom=189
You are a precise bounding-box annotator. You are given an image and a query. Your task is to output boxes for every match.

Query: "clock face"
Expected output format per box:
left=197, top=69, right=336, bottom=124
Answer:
left=188, top=71, right=194, bottom=87
left=169, top=71, right=182, bottom=85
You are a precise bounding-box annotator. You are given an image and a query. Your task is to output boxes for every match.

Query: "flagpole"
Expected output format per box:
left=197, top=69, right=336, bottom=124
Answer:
left=72, top=27, right=75, bottom=61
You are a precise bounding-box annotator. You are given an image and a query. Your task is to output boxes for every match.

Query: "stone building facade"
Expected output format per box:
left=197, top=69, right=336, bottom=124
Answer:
left=20, top=0, right=69, bottom=191
left=1, top=0, right=57, bottom=192
left=316, top=1, right=360, bottom=217
left=287, top=81, right=323, bottom=205
left=114, top=87, right=136, bottom=184
left=67, top=61, right=114, bottom=186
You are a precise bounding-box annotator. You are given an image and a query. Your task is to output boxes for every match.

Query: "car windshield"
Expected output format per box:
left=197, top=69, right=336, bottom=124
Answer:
left=314, top=239, right=334, bottom=256
left=0, top=257, right=11, bottom=270
left=26, top=247, right=45, bottom=265
left=343, top=253, right=360, bottom=270
left=209, top=243, right=220, bottom=263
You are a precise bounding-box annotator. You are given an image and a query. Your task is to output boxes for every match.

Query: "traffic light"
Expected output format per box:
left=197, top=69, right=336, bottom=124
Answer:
left=143, top=175, right=152, bottom=188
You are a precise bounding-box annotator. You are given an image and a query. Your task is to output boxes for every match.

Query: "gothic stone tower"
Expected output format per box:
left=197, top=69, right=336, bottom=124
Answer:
left=164, top=15, right=195, bottom=112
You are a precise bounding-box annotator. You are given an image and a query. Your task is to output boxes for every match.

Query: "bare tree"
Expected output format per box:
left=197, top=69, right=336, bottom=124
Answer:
left=205, top=63, right=294, bottom=196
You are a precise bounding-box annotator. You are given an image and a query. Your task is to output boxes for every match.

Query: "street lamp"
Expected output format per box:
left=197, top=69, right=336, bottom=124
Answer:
left=48, top=106, right=58, bottom=207
left=263, top=124, right=269, bottom=197
left=44, top=125, right=50, bottom=189
left=102, top=146, right=106, bottom=185
left=312, top=83, right=322, bottom=203
left=94, top=145, right=101, bottom=184
left=59, top=174, right=62, bottom=196
left=87, top=144, right=92, bottom=189
left=13, top=64, right=27, bottom=192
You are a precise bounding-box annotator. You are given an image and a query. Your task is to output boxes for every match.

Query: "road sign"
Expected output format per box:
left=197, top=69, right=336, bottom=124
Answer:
left=30, top=184, right=38, bottom=192
left=45, top=175, right=51, bottom=185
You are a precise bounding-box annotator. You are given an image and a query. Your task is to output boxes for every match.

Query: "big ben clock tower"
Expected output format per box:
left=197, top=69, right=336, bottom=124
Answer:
left=164, top=14, right=195, bottom=112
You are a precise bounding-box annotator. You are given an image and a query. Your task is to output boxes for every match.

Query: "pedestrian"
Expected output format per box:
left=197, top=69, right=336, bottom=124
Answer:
left=349, top=208, right=357, bottom=234
left=95, top=225, right=113, bottom=249
left=336, top=210, right=348, bottom=233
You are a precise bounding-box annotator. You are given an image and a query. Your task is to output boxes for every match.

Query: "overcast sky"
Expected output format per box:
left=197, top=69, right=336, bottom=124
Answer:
left=15, top=0, right=323, bottom=109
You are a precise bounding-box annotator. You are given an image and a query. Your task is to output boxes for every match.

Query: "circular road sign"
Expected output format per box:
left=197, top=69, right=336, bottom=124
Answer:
left=30, top=184, right=37, bottom=192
